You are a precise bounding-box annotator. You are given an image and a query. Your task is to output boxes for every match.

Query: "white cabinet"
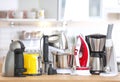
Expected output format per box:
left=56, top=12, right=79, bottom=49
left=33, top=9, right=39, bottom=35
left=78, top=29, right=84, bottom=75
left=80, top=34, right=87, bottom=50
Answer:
left=102, top=0, right=120, bottom=20
left=0, top=0, right=62, bottom=20
left=39, top=0, right=59, bottom=20
left=19, top=0, right=61, bottom=20
left=18, top=0, right=40, bottom=10
left=103, top=0, right=120, bottom=9
left=39, top=0, right=66, bottom=20
left=0, top=0, right=18, bottom=10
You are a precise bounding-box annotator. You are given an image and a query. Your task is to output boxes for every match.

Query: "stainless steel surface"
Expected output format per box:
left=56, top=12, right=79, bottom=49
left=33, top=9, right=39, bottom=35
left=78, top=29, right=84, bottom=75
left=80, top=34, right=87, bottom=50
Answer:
left=2, top=51, right=14, bottom=76
left=89, top=38, right=95, bottom=51
left=93, top=38, right=100, bottom=51
left=48, top=31, right=68, bottom=50
left=104, top=46, right=113, bottom=73
left=89, top=36, right=106, bottom=52
left=86, top=34, right=106, bottom=74
left=10, top=41, right=21, bottom=51
left=2, top=41, right=22, bottom=76
left=52, top=52, right=73, bottom=69
left=90, top=55, right=104, bottom=71
left=90, top=57, right=101, bottom=70
left=104, top=24, right=113, bottom=73
left=99, top=39, right=106, bottom=51
left=106, top=24, right=113, bottom=39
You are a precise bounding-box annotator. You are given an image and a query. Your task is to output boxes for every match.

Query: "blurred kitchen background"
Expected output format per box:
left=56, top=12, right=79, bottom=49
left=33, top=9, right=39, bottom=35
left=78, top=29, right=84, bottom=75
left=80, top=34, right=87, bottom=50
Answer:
left=0, top=0, right=120, bottom=68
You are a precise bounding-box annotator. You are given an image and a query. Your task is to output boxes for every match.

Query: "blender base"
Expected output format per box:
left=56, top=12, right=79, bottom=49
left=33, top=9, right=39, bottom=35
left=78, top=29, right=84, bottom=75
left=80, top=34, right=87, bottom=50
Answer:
left=100, top=72, right=118, bottom=76
left=57, top=69, right=72, bottom=74
left=71, top=67, right=91, bottom=76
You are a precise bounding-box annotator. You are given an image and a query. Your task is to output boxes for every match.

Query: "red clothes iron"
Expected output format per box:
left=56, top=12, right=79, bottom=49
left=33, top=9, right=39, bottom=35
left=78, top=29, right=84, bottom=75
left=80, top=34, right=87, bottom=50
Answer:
left=71, top=34, right=91, bottom=75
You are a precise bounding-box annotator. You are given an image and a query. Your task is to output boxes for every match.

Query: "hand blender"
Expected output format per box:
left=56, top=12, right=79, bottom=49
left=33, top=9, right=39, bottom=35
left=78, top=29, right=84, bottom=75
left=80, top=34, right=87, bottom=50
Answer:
left=43, top=35, right=49, bottom=74
left=43, top=35, right=57, bottom=75
left=100, top=24, right=118, bottom=76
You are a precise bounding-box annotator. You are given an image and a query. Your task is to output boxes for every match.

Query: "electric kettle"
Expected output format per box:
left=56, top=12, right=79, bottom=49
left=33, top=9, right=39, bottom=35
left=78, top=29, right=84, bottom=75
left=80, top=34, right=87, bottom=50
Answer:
left=2, top=40, right=26, bottom=77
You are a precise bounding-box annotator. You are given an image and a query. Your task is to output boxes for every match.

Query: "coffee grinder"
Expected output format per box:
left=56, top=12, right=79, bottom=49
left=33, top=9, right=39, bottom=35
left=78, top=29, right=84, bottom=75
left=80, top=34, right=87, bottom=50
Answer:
left=86, top=34, right=106, bottom=74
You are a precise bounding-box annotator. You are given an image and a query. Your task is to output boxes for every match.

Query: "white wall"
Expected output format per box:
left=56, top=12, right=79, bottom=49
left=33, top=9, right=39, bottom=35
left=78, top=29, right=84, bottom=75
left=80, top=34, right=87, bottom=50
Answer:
left=0, top=21, right=120, bottom=59
left=64, top=0, right=89, bottom=21
left=39, top=0, right=58, bottom=19
left=0, top=0, right=18, bottom=10
left=65, top=21, right=120, bottom=59
left=18, top=0, right=40, bottom=10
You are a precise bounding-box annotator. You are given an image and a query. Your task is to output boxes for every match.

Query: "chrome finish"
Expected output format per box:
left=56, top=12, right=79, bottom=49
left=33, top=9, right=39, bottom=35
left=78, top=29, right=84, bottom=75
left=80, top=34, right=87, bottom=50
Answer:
left=52, top=52, right=73, bottom=69
left=44, top=31, right=68, bottom=50
left=89, top=37, right=106, bottom=52
left=90, top=56, right=104, bottom=72
left=104, top=46, right=112, bottom=73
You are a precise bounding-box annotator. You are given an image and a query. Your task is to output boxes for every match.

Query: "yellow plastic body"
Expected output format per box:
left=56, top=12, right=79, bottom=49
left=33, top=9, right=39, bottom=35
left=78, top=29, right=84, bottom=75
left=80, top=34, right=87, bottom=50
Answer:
left=23, top=53, right=39, bottom=75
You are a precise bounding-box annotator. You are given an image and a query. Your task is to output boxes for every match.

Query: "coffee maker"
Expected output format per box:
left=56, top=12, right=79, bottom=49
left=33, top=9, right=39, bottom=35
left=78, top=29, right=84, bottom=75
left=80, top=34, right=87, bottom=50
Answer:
left=86, top=34, right=106, bottom=74
left=2, top=40, right=26, bottom=77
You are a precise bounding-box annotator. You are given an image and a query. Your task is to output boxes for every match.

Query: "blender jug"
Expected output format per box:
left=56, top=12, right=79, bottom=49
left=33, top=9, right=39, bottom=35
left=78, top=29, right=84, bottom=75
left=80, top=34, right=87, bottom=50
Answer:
left=86, top=34, right=106, bottom=74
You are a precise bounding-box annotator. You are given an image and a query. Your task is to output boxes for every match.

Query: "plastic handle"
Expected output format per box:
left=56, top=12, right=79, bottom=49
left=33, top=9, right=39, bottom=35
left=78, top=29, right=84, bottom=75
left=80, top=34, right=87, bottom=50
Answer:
left=43, top=35, right=49, bottom=62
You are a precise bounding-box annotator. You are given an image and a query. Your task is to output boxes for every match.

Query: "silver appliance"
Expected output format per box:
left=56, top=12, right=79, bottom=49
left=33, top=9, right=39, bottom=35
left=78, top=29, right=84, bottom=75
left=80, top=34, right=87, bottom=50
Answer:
left=86, top=34, right=106, bottom=74
left=47, top=31, right=72, bottom=74
left=2, top=40, right=26, bottom=77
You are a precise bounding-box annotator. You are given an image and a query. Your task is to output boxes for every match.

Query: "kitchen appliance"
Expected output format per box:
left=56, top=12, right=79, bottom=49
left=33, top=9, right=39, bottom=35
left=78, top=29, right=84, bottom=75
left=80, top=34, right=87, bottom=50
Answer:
left=23, top=50, right=42, bottom=75
left=48, top=31, right=73, bottom=74
left=2, top=40, right=26, bottom=77
left=52, top=50, right=73, bottom=74
left=86, top=34, right=106, bottom=74
left=42, top=35, right=57, bottom=75
left=71, top=34, right=91, bottom=75
left=41, top=31, right=68, bottom=74
left=43, top=35, right=49, bottom=74
left=100, top=24, right=118, bottom=76
left=19, top=30, right=43, bottom=76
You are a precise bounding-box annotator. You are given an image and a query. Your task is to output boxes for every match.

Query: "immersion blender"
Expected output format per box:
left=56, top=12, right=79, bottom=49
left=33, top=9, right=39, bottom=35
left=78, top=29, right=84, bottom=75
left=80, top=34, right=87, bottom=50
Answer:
left=104, top=24, right=113, bottom=73
left=43, top=35, right=49, bottom=74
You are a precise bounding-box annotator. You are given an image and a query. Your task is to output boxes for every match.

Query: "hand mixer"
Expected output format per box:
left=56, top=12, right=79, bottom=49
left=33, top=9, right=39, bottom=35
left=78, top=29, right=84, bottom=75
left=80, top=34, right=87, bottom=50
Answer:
left=71, top=34, right=91, bottom=75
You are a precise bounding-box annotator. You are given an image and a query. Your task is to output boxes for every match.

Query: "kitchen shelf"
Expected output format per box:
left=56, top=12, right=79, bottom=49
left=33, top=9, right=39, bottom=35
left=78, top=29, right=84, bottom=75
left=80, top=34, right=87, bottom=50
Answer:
left=0, top=18, right=56, bottom=22
left=0, top=18, right=64, bottom=27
